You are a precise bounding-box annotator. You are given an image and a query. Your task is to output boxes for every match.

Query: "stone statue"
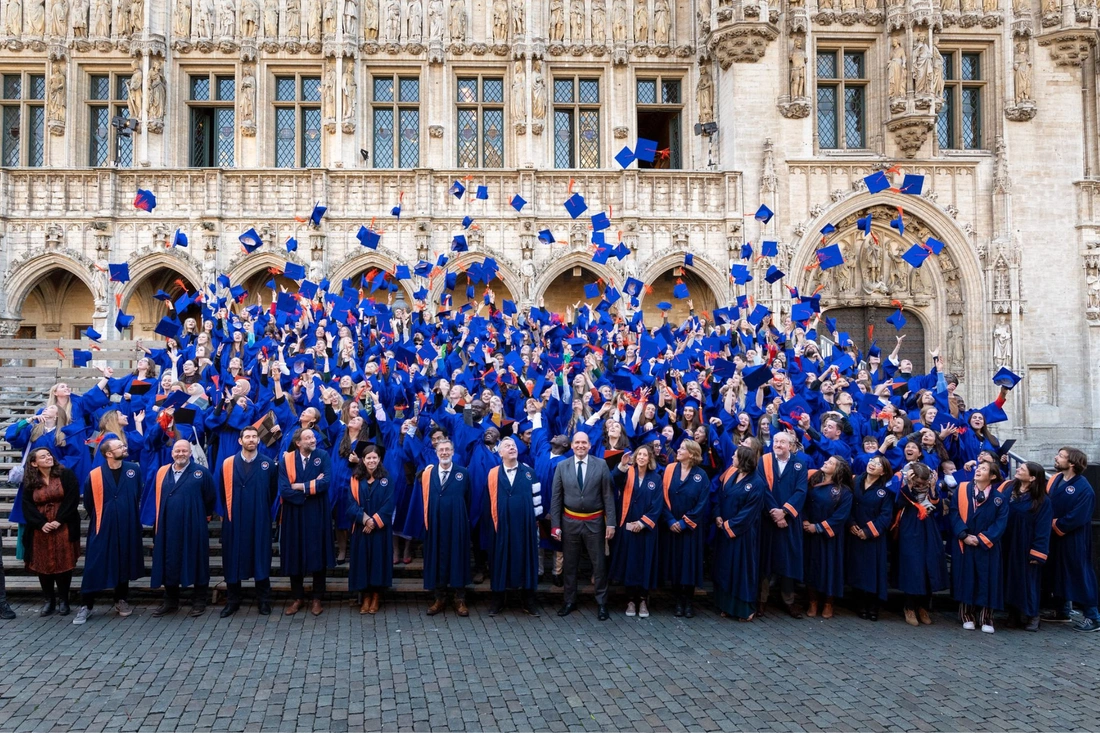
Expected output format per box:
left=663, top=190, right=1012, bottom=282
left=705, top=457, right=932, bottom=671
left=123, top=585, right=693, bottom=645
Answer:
left=910, top=257, right=931, bottom=295
left=147, top=60, right=165, bottom=122
left=48, top=0, right=67, bottom=36
left=323, top=0, right=336, bottom=34
left=241, top=0, right=259, bottom=36
left=961, top=0, right=977, bottom=11
left=946, top=317, right=964, bottom=372
left=321, top=61, right=336, bottom=119
left=25, top=0, right=45, bottom=35
left=240, top=63, right=255, bottom=125
left=407, top=0, right=421, bottom=41
left=931, top=44, right=944, bottom=99
left=531, top=59, right=546, bottom=119
left=175, top=0, right=191, bottom=37
left=697, top=0, right=710, bottom=23
left=888, top=36, right=906, bottom=97
left=383, top=0, right=397, bottom=39
left=492, top=0, right=506, bottom=41
left=1014, top=40, right=1032, bottom=102
left=427, top=0, right=442, bottom=40
left=548, top=0, right=564, bottom=40
left=363, top=0, right=377, bottom=38
left=128, top=0, right=141, bottom=34
left=90, top=0, right=109, bottom=36
left=611, top=0, right=625, bottom=41
left=448, top=0, right=464, bottom=40
left=983, top=0, right=998, bottom=10
left=46, top=60, right=65, bottom=127
left=307, top=0, right=323, bottom=40
left=833, top=241, right=855, bottom=293
left=511, top=61, right=526, bottom=118
left=127, top=64, right=142, bottom=121
left=1042, top=0, right=1057, bottom=13
left=633, top=0, right=647, bottom=42
left=195, top=0, right=213, bottom=38
left=217, top=0, right=234, bottom=36
left=341, top=61, right=356, bottom=123
left=5, top=0, right=23, bottom=35
left=520, top=251, right=537, bottom=300
left=511, top=0, right=522, bottom=33
left=653, top=0, right=669, bottom=45
left=569, top=0, right=584, bottom=41
left=819, top=0, right=834, bottom=9
left=913, top=31, right=933, bottom=95
left=92, top=260, right=109, bottom=315
left=697, top=64, right=714, bottom=122
left=591, top=0, right=605, bottom=43
left=789, top=36, right=806, bottom=98
left=1087, top=273, right=1100, bottom=310
left=72, top=0, right=88, bottom=36
left=285, top=0, right=300, bottom=37
left=860, top=240, right=883, bottom=287
left=261, top=0, right=276, bottom=36
left=342, top=0, right=357, bottom=35
left=887, top=241, right=908, bottom=292
left=1012, top=0, right=1026, bottom=12
left=992, top=318, right=1011, bottom=367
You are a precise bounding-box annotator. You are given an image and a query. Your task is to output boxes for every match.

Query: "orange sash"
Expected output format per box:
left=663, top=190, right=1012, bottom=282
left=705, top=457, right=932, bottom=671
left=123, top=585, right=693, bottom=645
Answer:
left=89, top=467, right=105, bottom=534
left=221, top=457, right=234, bottom=522
left=488, top=467, right=502, bottom=531
left=621, top=466, right=636, bottom=527
left=283, top=451, right=298, bottom=484
left=662, top=463, right=676, bottom=510
left=762, top=455, right=775, bottom=490
left=421, top=465, right=434, bottom=530
left=154, top=465, right=170, bottom=532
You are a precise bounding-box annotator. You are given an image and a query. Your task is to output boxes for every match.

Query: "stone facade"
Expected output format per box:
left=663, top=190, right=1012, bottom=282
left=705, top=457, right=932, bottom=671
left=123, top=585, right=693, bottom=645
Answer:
left=0, top=0, right=1096, bottom=457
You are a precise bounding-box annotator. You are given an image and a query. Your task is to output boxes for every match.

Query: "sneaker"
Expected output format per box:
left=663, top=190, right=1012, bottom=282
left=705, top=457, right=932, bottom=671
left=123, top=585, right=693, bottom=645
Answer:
left=962, top=621, right=976, bottom=630
left=638, top=601, right=649, bottom=619
left=1073, top=618, right=1100, bottom=632
left=72, top=606, right=90, bottom=625
left=114, top=600, right=133, bottom=618
left=981, top=624, right=995, bottom=634
left=625, top=602, right=636, bottom=617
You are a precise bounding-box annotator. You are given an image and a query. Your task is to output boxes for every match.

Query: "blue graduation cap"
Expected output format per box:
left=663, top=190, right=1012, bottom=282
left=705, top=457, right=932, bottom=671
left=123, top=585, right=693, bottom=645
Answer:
left=899, top=174, right=924, bottom=196
left=857, top=214, right=872, bottom=235
left=584, top=282, right=601, bottom=299
left=444, top=271, right=457, bottom=290
left=84, top=326, right=102, bottom=342
left=462, top=215, right=474, bottom=229
left=655, top=301, right=672, bottom=311
left=506, top=194, right=526, bottom=212
left=615, top=146, right=636, bottom=169
left=747, top=303, right=770, bottom=327
left=730, top=263, right=752, bottom=285
left=673, top=282, right=690, bottom=299
left=992, top=366, right=1022, bottom=390
left=636, top=138, right=658, bottom=163
left=390, top=202, right=403, bottom=218
left=591, top=231, right=606, bottom=247
left=451, top=234, right=468, bottom=252
left=754, top=205, right=774, bottom=224
left=133, top=188, right=157, bottom=212
left=155, top=316, right=182, bottom=339
left=740, top=242, right=754, bottom=260
left=790, top=301, right=814, bottom=322
left=217, top=274, right=232, bottom=289
left=684, top=253, right=694, bottom=267
left=285, top=236, right=299, bottom=252
left=538, top=229, right=555, bottom=244
left=886, top=308, right=907, bottom=330
left=815, top=243, right=844, bottom=270
left=564, top=193, right=587, bottom=219
left=820, top=223, right=837, bottom=239
left=108, top=263, right=130, bottom=283
left=357, top=226, right=380, bottom=249
left=265, top=279, right=277, bottom=291
left=276, top=291, right=298, bottom=313
left=298, top=280, right=319, bottom=300
left=309, top=203, right=327, bottom=226
left=173, top=291, right=193, bottom=313
left=742, top=364, right=772, bottom=392
left=230, top=285, right=248, bottom=302
left=173, top=229, right=188, bottom=247
left=414, top=260, right=433, bottom=277
left=450, top=180, right=466, bottom=198
left=73, top=349, right=93, bottom=367
left=761, top=241, right=778, bottom=258
left=239, top=228, right=263, bottom=252
left=890, top=212, right=905, bottom=236
left=283, top=261, right=306, bottom=280
left=765, top=265, right=785, bottom=283
left=612, top=242, right=631, bottom=260
left=624, top=277, right=644, bottom=297
left=476, top=185, right=489, bottom=200
left=924, top=237, right=945, bottom=255
left=502, top=299, right=517, bottom=316
left=901, top=243, right=931, bottom=269
left=591, top=212, right=611, bottom=231
left=115, top=310, right=134, bottom=332
left=604, top=286, right=621, bottom=305
left=863, top=171, right=891, bottom=194
left=413, top=286, right=429, bottom=301
left=394, top=265, right=411, bottom=280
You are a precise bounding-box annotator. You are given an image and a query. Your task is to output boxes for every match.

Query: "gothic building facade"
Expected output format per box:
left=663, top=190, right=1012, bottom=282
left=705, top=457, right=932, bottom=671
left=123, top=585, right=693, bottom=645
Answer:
left=0, top=0, right=1096, bottom=456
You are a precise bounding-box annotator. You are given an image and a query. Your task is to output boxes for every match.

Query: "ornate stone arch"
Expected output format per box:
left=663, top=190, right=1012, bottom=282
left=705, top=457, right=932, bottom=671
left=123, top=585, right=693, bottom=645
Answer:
left=532, top=250, right=622, bottom=304
left=225, top=251, right=308, bottom=286
left=327, top=247, right=418, bottom=303
left=119, top=248, right=204, bottom=313
left=426, top=251, right=525, bottom=306
left=637, top=248, right=729, bottom=308
left=2, top=251, right=98, bottom=319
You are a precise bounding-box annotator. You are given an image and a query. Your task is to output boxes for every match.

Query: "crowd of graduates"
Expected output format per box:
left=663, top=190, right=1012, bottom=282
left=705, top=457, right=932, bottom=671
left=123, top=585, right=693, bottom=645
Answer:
left=0, top=253, right=1097, bottom=634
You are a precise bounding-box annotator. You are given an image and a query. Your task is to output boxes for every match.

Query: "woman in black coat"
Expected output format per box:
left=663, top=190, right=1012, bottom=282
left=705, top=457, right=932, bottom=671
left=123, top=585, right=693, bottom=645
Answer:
left=21, top=448, right=82, bottom=616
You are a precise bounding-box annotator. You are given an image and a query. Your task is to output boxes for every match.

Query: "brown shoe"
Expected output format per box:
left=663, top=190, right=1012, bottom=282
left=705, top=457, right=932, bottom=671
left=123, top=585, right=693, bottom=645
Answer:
left=904, top=608, right=919, bottom=626
left=822, top=602, right=834, bottom=619
left=806, top=601, right=818, bottom=618
left=369, top=592, right=381, bottom=615
left=918, top=608, right=933, bottom=625
left=359, top=596, right=372, bottom=615
left=426, top=598, right=446, bottom=616
left=310, top=599, right=323, bottom=616
left=285, top=600, right=304, bottom=616
left=455, top=599, right=469, bottom=617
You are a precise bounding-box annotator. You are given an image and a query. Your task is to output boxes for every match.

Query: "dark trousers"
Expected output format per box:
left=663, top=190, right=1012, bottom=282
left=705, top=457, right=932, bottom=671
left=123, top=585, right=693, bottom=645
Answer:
left=290, top=572, right=326, bottom=600
left=0, top=539, right=7, bottom=604
left=625, top=585, right=648, bottom=603
left=227, top=578, right=271, bottom=603
left=760, top=575, right=796, bottom=606
left=82, top=581, right=130, bottom=610
left=434, top=587, right=466, bottom=601
left=39, top=571, right=73, bottom=600
left=166, top=584, right=209, bottom=603
left=905, top=593, right=933, bottom=612
left=562, top=518, right=608, bottom=605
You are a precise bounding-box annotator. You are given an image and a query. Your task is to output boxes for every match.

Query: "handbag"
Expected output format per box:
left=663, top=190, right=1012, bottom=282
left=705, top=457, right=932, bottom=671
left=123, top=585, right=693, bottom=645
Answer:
left=189, top=432, right=209, bottom=469
left=7, top=438, right=31, bottom=485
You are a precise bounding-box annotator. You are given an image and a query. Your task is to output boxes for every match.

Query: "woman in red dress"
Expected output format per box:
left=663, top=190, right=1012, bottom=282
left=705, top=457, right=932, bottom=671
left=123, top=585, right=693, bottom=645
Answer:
left=21, top=448, right=81, bottom=617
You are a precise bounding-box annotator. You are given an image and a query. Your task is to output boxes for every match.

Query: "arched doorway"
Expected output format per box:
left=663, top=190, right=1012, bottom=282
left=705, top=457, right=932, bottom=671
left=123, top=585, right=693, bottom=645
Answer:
left=542, top=265, right=609, bottom=316
left=642, top=267, right=718, bottom=323
left=823, top=306, right=927, bottom=373
left=447, top=273, right=515, bottom=308
left=19, top=268, right=96, bottom=339
left=239, top=269, right=301, bottom=308
left=122, top=268, right=202, bottom=338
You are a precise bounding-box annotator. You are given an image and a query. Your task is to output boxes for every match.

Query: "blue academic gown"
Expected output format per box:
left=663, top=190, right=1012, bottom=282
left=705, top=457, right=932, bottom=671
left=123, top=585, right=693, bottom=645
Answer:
left=346, top=475, right=395, bottom=591
left=80, top=462, right=146, bottom=594
left=1047, top=473, right=1099, bottom=607
left=893, top=481, right=949, bottom=595
left=756, top=453, right=809, bottom=582
left=845, top=476, right=895, bottom=601
left=659, top=464, right=710, bottom=588
left=711, top=469, right=765, bottom=609
left=949, top=482, right=1009, bottom=609
left=150, top=461, right=215, bottom=589
left=419, top=463, right=472, bottom=590
left=278, top=448, right=336, bottom=576
left=609, top=467, right=662, bottom=590
left=1003, top=492, right=1052, bottom=618
left=217, top=453, right=278, bottom=583
left=486, top=463, right=542, bottom=592
left=803, top=483, right=852, bottom=598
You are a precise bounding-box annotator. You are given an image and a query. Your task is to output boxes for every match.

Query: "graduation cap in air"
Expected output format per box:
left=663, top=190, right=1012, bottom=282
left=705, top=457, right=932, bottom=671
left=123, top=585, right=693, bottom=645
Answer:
left=863, top=170, right=891, bottom=194
left=510, top=194, right=526, bottom=211
left=357, top=226, right=380, bottom=249
left=857, top=214, right=872, bottom=236
left=414, top=260, right=433, bottom=277
left=564, top=193, right=587, bottom=219
left=624, top=277, right=644, bottom=298
left=673, top=281, right=690, bottom=299
left=890, top=212, right=905, bottom=236
left=173, top=229, right=188, bottom=248
left=740, top=242, right=754, bottom=260
left=924, top=237, right=945, bottom=255
left=308, top=203, right=327, bottom=226
left=133, top=188, right=157, bottom=212
left=537, top=229, right=555, bottom=244
left=592, top=212, right=611, bottom=231
left=730, top=263, right=752, bottom=285
left=217, top=274, right=232, bottom=289
left=230, top=285, right=248, bottom=303
left=899, top=174, right=924, bottom=196
left=655, top=301, right=672, bottom=311
left=820, top=223, right=837, bottom=239
left=285, top=236, right=299, bottom=253
left=754, top=205, right=774, bottom=224
left=115, top=310, right=134, bottom=332
left=276, top=291, right=299, bottom=313
left=476, top=185, right=489, bottom=200
left=161, top=391, right=190, bottom=411
left=761, top=241, right=778, bottom=258
left=239, top=228, right=263, bottom=253
left=394, top=265, right=411, bottom=281
left=636, top=138, right=658, bottom=163
left=992, top=366, right=1022, bottom=390
left=108, top=263, right=130, bottom=283
left=815, top=244, right=844, bottom=270
left=84, top=326, right=102, bottom=342
left=886, top=308, right=907, bottom=331
left=155, top=316, right=182, bottom=339
left=901, top=244, right=931, bottom=269
left=683, top=253, right=694, bottom=267
left=790, top=301, right=814, bottom=322
left=452, top=234, right=468, bottom=252
left=612, top=242, right=631, bottom=260
left=450, top=180, right=466, bottom=198
left=583, top=282, right=601, bottom=299
left=765, top=265, right=785, bottom=283
left=73, top=349, right=93, bottom=368
left=444, top=271, right=458, bottom=291
left=741, top=364, right=773, bottom=392
left=283, top=261, right=306, bottom=280
left=298, top=280, right=319, bottom=300
left=174, top=290, right=194, bottom=314
left=747, top=303, right=770, bottom=327
left=615, top=146, right=636, bottom=169
left=462, top=215, right=475, bottom=229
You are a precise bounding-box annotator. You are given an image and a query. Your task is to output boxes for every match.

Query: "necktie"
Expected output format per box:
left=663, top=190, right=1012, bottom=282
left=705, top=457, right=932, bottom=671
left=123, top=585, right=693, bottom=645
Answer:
left=440, top=469, right=449, bottom=485
left=576, top=460, right=584, bottom=490
left=977, top=490, right=986, bottom=505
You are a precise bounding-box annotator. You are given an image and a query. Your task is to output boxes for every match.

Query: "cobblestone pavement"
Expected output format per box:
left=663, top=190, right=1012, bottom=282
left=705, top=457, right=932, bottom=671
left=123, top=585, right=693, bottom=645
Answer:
left=1, top=595, right=1098, bottom=731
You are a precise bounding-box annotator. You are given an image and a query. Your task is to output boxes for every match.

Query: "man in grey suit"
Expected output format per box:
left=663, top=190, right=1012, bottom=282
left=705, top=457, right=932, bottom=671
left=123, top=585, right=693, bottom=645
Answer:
left=550, top=431, right=617, bottom=621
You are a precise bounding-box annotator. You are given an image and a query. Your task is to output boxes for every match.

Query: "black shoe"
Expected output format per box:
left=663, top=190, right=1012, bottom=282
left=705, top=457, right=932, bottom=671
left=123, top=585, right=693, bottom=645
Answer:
left=488, top=601, right=504, bottom=617
left=0, top=602, right=14, bottom=620
left=785, top=603, right=804, bottom=620
left=552, top=574, right=564, bottom=588
left=58, top=600, right=70, bottom=616
left=523, top=603, right=541, bottom=617
left=152, top=602, right=179, bottom=617
left=189, top=602, right=207, bottom=618
left=858, top=607, right=869, bottom=620
left=674, top=601, right=684, bottom=618
left=597, top=605, right=610, bottom=621
left=219, top=602, right=240, bottom=618
left=1041, top=609, right=1073, bottom=622
left=39, top=599, right=56, bottom=617
left=1024, top=616, right=1040, bottom=632
left=684, top=602, right=695, bottom=619
left=557, top=602, right=577, bottom=617
left=868, top=609, right=879, bottom=622
left=258, top=600, right=272, bottom=616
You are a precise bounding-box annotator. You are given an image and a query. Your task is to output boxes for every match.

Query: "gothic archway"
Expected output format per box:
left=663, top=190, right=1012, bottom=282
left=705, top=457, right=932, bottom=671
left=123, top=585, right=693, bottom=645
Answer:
left=2, top=252, right=98, bottom=321
left=426, top=252, right=522, bottom=308
left=121, top=267, right=204, bottom=338
left=638, top=266, right=721, bottom=323
left=533, top=251, right=621, bottom=316
left=19, top=268, right=97, bottom=340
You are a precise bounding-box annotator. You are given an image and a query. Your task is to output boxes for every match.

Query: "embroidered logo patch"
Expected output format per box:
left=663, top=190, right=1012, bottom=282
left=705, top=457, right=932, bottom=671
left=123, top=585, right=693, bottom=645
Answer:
left=745, top=483, right=753, bottom=492
left=261, top=461, right=270, bottom=470
left=794, top=463, right=803, bottom=470
left=381, top=478, right=388, bottom=486
left=524, top=470, right=532, bottom=480
left=455, top=472, right=464, bottom=480
left=994, top=496, right=1003, bottom=506
left=647, top=481, right=657, bottom=491
left=1067, top=486, right=1076, bottom=495
left=126, top=469, right=136, bottom=478
left=877, top=488, right=886, bottom=497
left=313, top=457, right=321, bottom=466
left=693, top=474, right=702, bottom=483
left=193, top=470, right=203, bottom=479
